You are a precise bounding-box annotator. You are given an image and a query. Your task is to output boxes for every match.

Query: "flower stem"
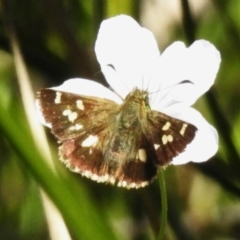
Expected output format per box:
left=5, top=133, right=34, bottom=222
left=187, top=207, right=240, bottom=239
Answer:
left=157, top=168, right=167, bottom=240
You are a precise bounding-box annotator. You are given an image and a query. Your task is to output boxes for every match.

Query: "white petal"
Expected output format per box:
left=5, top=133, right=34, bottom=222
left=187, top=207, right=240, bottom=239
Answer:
left=161, top=104, right=218, bottom=164
left=50, top=78, right=122, bottom=104
left=95, top=15, right=160, bottom=98
left=185, top=40, right=221, bottom=100
left=149, top=40, right=221, bottom=110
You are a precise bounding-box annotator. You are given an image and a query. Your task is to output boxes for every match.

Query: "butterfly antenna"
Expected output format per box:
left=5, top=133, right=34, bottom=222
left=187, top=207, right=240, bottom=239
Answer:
left=148, top=80, right=194, bottom=107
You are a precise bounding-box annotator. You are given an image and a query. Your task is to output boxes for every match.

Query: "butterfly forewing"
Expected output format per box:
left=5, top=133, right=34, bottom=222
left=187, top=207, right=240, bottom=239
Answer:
left=36, top=89, right=118, bottom=141
left=147, top=110, right=197, bottom=166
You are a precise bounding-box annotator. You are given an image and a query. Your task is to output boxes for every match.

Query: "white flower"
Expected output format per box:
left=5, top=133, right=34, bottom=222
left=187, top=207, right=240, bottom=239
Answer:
left=47, top=15, right=221, bottom=165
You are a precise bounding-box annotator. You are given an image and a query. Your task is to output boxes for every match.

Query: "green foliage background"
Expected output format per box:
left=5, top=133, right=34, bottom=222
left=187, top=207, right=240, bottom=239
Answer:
left=0, top=0, right=240, bottom=239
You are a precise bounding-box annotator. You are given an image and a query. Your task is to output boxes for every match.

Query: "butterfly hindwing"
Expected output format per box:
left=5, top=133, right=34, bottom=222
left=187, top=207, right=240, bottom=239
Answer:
left=101, top=126, right=158, bottom=188
left=59, top=130, right=157, bottom=188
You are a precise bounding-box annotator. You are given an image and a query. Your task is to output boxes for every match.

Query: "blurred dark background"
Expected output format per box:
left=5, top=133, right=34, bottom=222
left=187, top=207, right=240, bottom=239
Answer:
left=0, top=1, right=240, bottom=240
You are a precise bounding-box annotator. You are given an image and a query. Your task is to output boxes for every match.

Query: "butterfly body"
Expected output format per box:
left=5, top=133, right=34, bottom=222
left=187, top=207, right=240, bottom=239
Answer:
left=36, top=87, right=197, bottom=189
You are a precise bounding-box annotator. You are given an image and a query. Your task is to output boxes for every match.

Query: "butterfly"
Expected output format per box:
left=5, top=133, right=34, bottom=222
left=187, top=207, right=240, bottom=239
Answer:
left=36, top=84, right=197, bottom=189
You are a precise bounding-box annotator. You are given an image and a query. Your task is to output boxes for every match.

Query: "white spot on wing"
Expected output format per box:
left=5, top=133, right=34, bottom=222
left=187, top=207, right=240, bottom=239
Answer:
left=81, top=135, right=98, bottom=147
left=168, top=135, right=173, bottom=142
left=75, top=124, right=83, bottom=130
left=180, top=123, right=188, bottom=136
left=68, top=124, right=83, bottom=131
left=76, top=100, right=84, bottom=110
left=162, top=135, right=173, bottom=145
left=154, top=144, right=160, bottom=150
left=54, top=92, right=62, bottom=104
left=68, top=125, right=76, bottom=131
left=68, top=112, right=78, bottom=122
left=63, top=109, right=78, bottom=122
left=63, top=109, right=71, bottom=116
left=138, top=149, right=147, bottom=162
left=162, top=135, right=168, bottom=145
left=162, top=122, right=171, bottom=131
